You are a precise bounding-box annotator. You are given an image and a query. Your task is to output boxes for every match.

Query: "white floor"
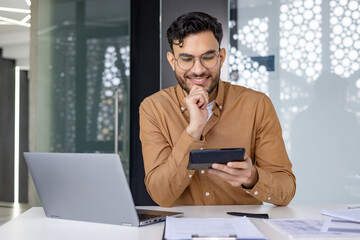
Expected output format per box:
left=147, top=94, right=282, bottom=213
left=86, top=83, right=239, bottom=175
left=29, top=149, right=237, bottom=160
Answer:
left=0, top=202, right=29, bottom=226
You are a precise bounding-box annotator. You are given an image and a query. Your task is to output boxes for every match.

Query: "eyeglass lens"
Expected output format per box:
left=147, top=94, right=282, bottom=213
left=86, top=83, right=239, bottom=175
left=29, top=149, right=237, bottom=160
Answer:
left=177, top=52, right=218, bottom=70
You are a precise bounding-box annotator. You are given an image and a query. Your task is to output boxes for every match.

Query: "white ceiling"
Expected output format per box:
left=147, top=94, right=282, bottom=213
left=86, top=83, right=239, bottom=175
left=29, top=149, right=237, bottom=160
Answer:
left=0, top=0, right=30, bottom=67
left=0, top=0, right=131, bottom=68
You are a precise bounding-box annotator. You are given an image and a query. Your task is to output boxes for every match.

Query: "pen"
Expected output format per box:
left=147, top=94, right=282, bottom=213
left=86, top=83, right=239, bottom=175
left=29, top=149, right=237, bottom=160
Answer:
left=227, top=212, right=269, bottom=219
left=348, top=206, right=360, bottom=209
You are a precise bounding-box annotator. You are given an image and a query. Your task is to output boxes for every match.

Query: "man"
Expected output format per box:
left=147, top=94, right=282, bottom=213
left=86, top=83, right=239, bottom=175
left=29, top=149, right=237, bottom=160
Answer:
left=139, top=12, right=295, bottom=207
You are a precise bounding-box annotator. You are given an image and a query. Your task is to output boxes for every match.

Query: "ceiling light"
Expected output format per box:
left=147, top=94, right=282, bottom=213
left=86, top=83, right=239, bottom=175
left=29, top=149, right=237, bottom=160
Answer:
left=0, top=7, right=30, bottom=14
left=0, top=16, right=30, bottom=27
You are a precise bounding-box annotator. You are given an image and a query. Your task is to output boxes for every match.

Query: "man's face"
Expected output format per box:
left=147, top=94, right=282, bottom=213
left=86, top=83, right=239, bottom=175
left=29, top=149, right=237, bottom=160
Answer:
left=167, top=31, right=226, bottom=94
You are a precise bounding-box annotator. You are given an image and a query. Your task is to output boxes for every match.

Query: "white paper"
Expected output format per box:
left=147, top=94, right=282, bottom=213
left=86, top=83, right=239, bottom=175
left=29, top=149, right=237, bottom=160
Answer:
left=321, top=218, right=360, bottom=234
left=266, top=218, right=360, bottom=238
left=164, top=216, right=266, bottom=240
left=265, top=219, right=327, bottom=238
left=321, top=208, right=360, bottom=223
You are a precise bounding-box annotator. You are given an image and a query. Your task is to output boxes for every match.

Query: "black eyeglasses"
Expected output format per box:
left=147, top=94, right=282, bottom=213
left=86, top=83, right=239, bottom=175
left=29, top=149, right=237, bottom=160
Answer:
left=174, top=52, right=220, bottom=71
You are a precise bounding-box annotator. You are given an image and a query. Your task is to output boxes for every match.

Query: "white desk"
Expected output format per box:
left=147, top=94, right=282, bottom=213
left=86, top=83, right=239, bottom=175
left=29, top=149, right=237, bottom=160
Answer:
left=0, top=204, right=359, bottom=240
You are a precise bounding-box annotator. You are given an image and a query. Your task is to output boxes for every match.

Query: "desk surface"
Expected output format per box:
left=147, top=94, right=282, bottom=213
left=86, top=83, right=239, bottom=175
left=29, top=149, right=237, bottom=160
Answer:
left=0, top=204, right=359, bottom=240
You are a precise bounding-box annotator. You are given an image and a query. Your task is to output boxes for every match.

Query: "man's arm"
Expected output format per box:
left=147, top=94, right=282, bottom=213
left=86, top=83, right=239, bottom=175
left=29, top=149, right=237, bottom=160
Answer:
left=139, top=94, right=208, bottom=206
left=140, top=85, right=211, bottom=207
left=209, top=94, right=296, bottom=206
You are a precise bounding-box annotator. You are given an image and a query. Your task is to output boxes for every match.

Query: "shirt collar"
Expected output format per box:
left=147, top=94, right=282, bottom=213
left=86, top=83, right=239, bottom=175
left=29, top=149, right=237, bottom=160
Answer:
left=176, top=80, right=225, bottom=113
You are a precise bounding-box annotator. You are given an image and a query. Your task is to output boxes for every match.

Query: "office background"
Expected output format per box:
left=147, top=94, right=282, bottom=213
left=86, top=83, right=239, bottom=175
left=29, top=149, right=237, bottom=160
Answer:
left=0, top=0, right=359, bottom=206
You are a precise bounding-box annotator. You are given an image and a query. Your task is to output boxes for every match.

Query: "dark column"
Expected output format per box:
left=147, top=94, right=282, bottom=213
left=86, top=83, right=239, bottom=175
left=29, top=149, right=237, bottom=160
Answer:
left=0, top=49, right=15, bottom=202
left=130, top=0, right=160, bottom=205
left=19, top=70, right=29, bottom=203
left=74, top=1, right=87, bottom=153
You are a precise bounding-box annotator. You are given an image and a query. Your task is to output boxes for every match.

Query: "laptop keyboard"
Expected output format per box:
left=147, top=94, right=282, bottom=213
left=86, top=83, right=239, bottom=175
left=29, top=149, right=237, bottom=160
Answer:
left=138, top=213, right=161, bottom=221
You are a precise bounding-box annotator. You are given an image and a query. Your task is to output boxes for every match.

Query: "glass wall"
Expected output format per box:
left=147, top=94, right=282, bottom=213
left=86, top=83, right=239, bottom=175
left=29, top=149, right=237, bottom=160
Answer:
left=35, top=0, right=130, bottom=176
left=229, top=0, right=360, bottom=204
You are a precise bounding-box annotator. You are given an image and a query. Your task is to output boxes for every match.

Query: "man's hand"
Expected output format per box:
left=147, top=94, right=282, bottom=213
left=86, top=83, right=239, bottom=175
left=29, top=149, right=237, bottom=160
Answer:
left=209, top=155, right=258, bottom=188
left=185, top=85, right=209, bottom=140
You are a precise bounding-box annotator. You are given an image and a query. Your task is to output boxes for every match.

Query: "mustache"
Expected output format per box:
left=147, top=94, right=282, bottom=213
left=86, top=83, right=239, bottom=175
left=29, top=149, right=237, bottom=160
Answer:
left=185, top=73, right=212, bottom=79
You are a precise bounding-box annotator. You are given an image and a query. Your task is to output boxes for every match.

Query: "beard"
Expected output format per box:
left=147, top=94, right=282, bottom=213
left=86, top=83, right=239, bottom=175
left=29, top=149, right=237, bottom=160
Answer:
left=174, top=65, right=221, bottom=94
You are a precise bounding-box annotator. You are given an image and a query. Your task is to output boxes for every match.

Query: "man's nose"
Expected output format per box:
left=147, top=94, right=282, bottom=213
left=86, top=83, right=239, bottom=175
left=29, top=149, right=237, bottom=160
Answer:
left=190, top=58, right=207, bottom=75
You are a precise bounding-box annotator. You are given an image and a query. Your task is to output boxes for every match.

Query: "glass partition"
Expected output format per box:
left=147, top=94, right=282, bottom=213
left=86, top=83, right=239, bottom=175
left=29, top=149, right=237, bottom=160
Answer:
left=229, top=0, right=360, bottom=204
left=36, top=0, right=130, bottom=177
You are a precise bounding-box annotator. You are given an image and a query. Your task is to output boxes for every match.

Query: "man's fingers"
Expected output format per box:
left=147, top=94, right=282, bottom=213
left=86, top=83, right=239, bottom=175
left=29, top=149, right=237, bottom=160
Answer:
left=209, top=154, right=257, bottom=188
left=212, top=163, right=237, bottom=175
left=243, top=155, right=251, bottom=164
left=211, top=164, right=249, bottom=177
left=189, top=84, right=209, bottom=94
left=196, top=94, right=207, bottom=107
left=187, top=90, right=208, bottom=109
left=209, top=168, right=247, bottom=186
left=189, top=86, right=208, bottom=99
left=213, top=160, right=250, bottom=172
left=209, top=168, right=235, bottom=181
left=226, top=161, right=248, bottom=169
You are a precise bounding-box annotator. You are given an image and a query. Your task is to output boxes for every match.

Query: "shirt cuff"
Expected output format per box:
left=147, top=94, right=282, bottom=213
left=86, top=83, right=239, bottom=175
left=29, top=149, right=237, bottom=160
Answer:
left=240, top=166, right=273, bottom=203
left=175, top=130, right=206, bottom=157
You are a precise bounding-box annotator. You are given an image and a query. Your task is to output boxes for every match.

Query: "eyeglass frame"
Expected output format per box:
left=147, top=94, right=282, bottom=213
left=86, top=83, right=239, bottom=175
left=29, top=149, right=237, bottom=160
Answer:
left=173, top=50, right=221, bottom=71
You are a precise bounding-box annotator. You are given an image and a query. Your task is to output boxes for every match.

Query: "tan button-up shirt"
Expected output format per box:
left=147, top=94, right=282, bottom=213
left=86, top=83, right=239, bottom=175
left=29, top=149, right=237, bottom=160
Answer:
left=139, top=80, right=296, bottom=207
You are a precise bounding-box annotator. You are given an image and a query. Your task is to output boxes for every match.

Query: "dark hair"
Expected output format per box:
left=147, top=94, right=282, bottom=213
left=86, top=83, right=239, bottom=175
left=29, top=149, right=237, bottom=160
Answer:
left=166, top=12, right=223, bottom=51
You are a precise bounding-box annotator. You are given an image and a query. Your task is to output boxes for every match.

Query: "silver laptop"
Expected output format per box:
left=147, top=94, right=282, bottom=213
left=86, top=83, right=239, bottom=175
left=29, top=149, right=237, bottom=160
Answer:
left=24, top=152, right=183, bottom=226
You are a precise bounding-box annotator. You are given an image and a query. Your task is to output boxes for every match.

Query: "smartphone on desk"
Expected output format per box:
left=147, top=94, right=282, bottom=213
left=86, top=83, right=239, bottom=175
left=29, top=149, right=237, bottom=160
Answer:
left=187, top=148, right=245, bottom=170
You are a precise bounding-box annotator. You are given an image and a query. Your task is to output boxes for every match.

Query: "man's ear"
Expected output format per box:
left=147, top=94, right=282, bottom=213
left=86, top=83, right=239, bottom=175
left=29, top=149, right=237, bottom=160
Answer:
left=167, top=52, right=176, bottom=71
left=219, top=48, right=226, bottom=68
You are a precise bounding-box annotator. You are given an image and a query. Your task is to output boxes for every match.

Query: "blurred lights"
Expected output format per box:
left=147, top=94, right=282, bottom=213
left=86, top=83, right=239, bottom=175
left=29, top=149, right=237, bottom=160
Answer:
left=236, top=17, right=269, bottom=56
left=229, top=50, right=269, bottom=95
left=279, top=0, right=323, bottom=82
left=330, top=0, right=360, bottom=78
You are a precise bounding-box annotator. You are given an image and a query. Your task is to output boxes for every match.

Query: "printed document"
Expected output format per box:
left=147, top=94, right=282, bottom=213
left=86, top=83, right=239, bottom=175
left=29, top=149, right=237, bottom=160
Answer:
left=266, top=218, right=360, bottom=238
left=164, top=216, right=266, bottom=240
left=321, top=218, right=360, bottom=234
left=321, top=208, right=360, bottom=223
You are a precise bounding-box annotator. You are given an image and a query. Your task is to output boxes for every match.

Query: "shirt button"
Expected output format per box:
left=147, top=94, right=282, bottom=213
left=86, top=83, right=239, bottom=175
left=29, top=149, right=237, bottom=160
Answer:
left=189, top=174, right=192, bottom=178
left=267, top=197, right=271, bottom=200
left=246, top=191, right=250, bottom=194
left=180, top=107, right=185, bottom=111
left=254, top=191, right=259, bottom=195
left=201, top=170, right=205, bottom=174
left=200, top=148, right=204, bottom=150
left=205, top=192, right=210, bottom=197
left=219, top=105, right=223, bottom=109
